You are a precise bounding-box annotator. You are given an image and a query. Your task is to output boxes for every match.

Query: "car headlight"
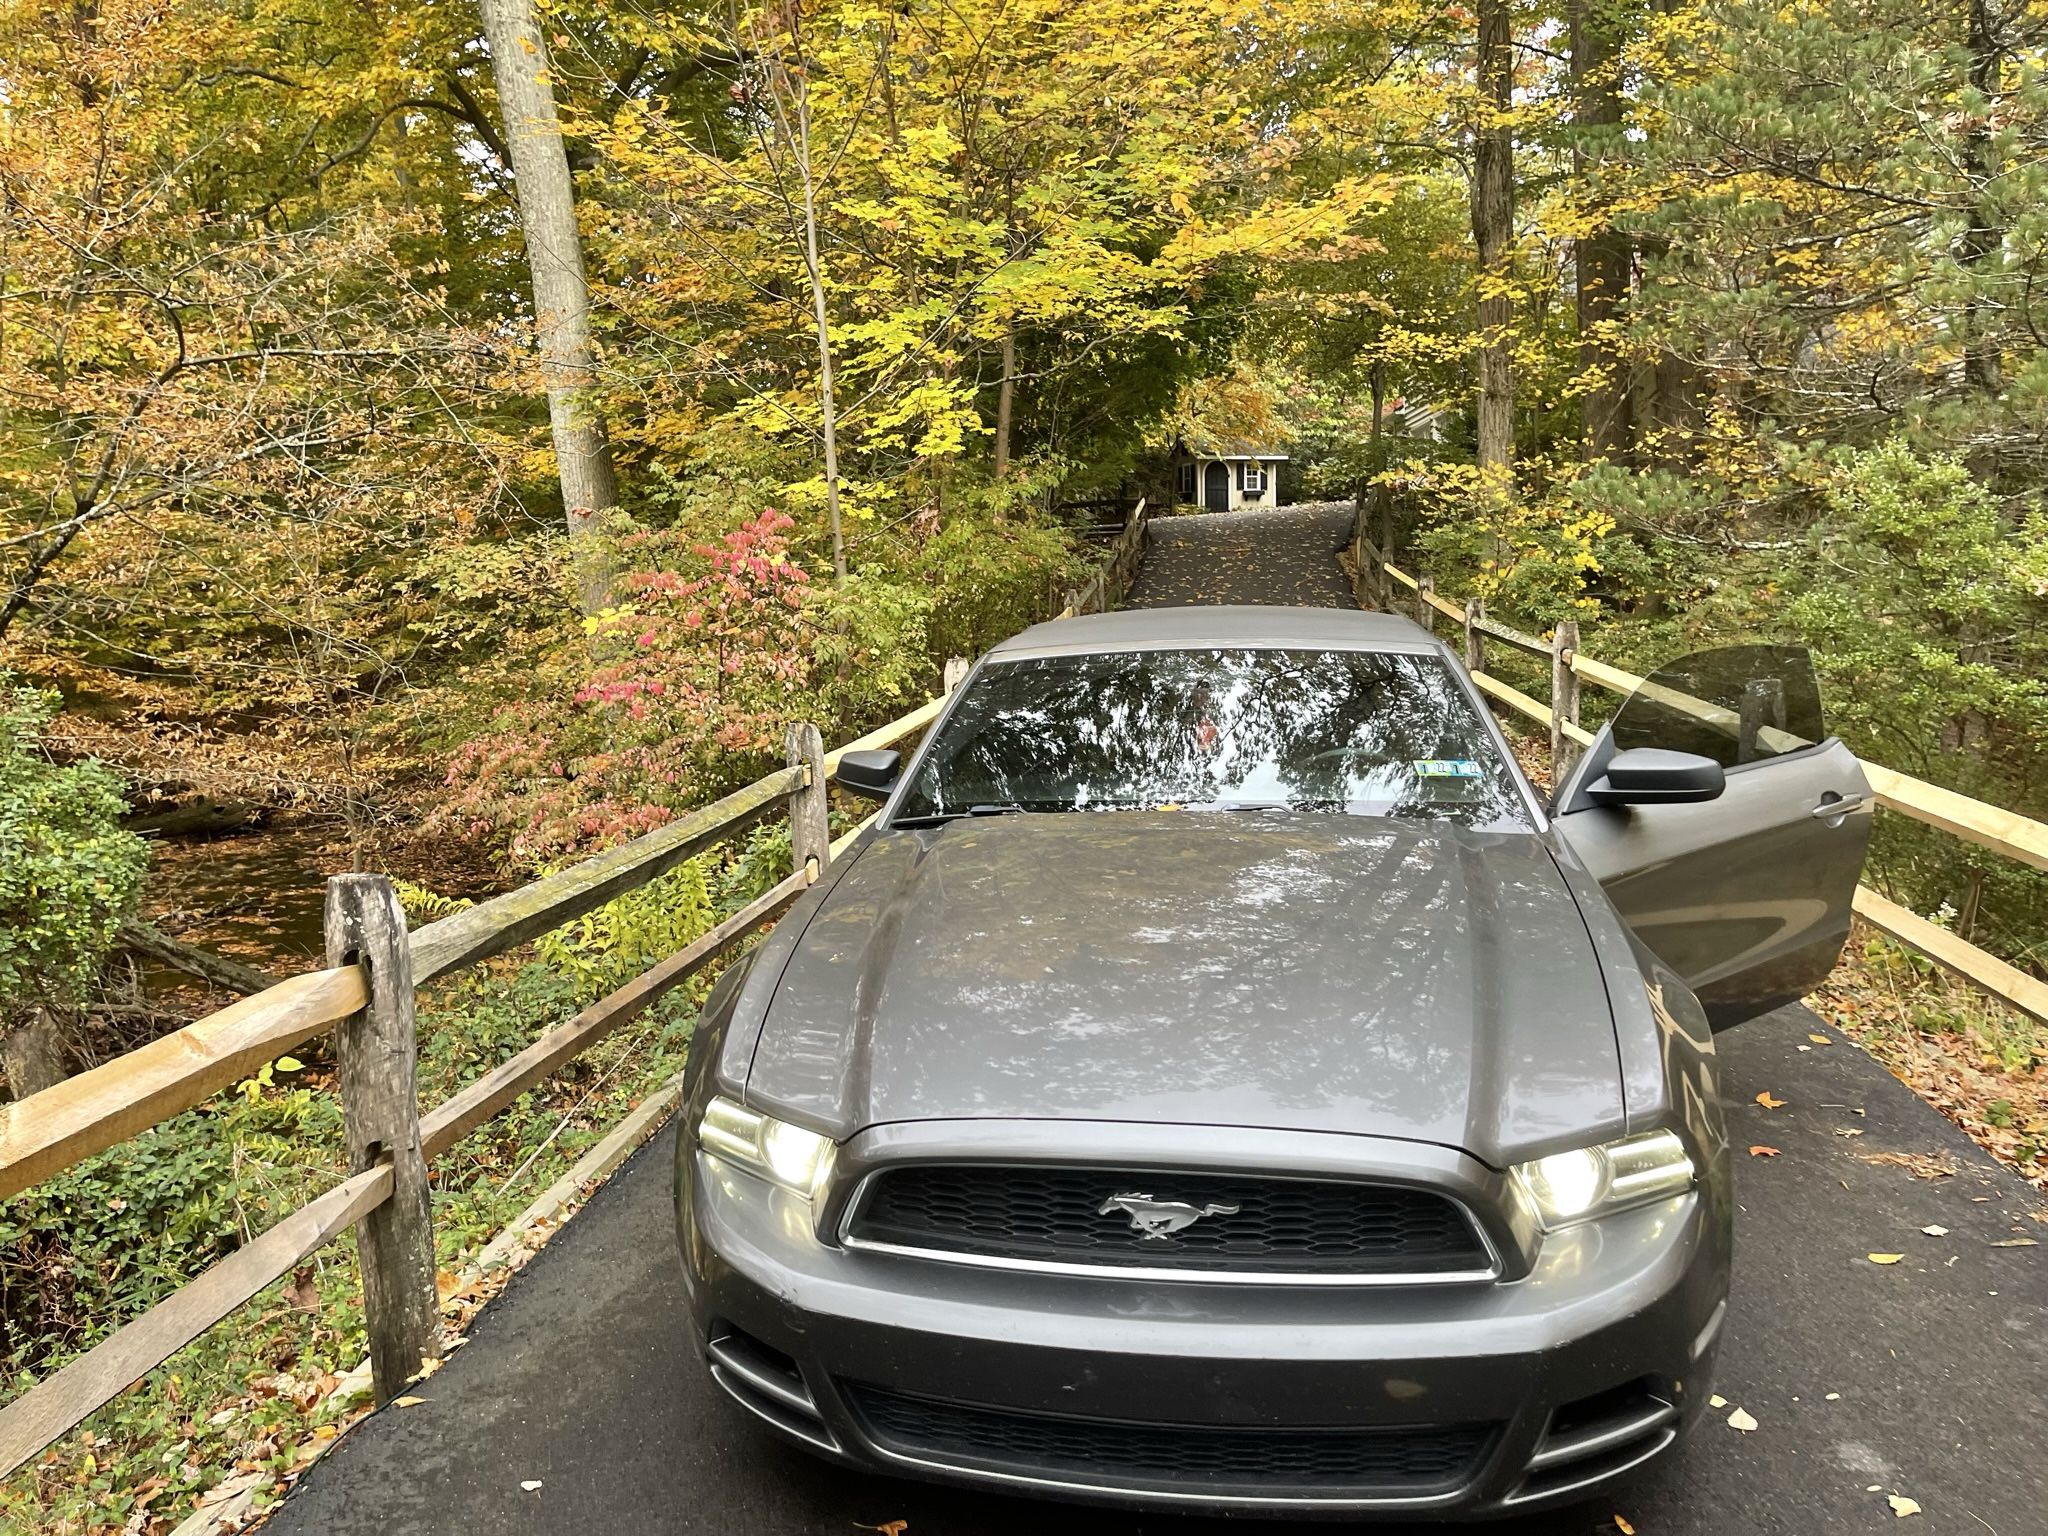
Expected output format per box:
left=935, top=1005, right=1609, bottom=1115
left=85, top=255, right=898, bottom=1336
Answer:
left=1510, top=1130, right=1695, bottom=1231
left=698, top=1095, right=837, bottom=1200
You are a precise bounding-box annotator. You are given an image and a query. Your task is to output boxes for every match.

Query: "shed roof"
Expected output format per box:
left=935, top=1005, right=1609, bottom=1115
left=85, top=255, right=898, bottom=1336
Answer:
left=1175, top=429, right=1290, bottom=461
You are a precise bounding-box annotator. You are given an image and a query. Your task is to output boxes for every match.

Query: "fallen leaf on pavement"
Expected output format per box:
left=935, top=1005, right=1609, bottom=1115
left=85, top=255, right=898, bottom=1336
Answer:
left=1990, top=1237, right=2037, bottom=1247
left=860, top=1524, right=909, bottom=1536
left=1887, top=1493, right=1921, bottom=1517
left=520, top=1480, right=543, bottom=1493
left=1614, top=1518, right=1636, bottom=1535
left=1835, top=1128, right=1865, bottom=1137
left=1808, top=1033, right=1831, bottom=1045
left=1755, top=1091, right=1786, bottom=1109
left=1921, top=1224, right=1948, bottom=1236
left=1709, top=1394, right=1727, bottom=1408
left=1867, top=1253, right=1905, bottom=1264
left=394, top=1396, right=426, bottom=1408
left=1727, top=1406, right=1758, bottom=1431
left=1748, top=1145, right=1780, bottom=1157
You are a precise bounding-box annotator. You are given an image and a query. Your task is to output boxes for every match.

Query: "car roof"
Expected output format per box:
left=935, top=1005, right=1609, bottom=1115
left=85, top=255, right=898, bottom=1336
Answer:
left=987, top=604, right=1442, bottom=660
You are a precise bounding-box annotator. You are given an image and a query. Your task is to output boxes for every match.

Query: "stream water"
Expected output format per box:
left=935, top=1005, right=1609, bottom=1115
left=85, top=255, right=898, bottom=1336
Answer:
left=138, top=822, right=499, bottom=992
left=144, top=825, right=340, bottom=975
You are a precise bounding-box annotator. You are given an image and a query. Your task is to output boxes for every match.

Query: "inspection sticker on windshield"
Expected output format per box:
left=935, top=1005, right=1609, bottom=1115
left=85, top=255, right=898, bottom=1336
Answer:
left=1412, top=759, right=1484, bottom=778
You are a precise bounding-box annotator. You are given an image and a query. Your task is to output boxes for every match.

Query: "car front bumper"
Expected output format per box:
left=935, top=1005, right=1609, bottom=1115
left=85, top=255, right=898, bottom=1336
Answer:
left=675, top=1124, right=1730, bottom=1519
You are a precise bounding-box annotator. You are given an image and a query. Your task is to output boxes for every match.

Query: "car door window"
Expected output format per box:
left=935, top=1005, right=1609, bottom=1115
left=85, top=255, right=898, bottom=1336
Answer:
left=1558, top=643, right=1869, bottom=1026
left=1609, top=644, right=1826, bottom=769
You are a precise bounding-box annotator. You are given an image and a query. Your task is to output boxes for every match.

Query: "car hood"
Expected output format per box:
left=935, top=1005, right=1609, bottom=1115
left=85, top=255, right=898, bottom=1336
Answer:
left=746, top=813, right=1625, bottom=1165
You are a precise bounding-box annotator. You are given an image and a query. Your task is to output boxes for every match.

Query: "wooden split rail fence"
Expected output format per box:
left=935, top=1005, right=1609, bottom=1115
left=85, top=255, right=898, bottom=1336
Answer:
left=0, top=501, right=1157, bottom=1481
left=1343, top=529, right=2048, bottom=1027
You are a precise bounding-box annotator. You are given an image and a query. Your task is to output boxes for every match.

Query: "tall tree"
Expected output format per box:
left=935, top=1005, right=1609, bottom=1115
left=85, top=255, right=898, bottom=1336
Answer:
left=477, top=0, right=620, bottom=612
left=1571, top=0, right=1633, bottom=459
left=1960, top=0, right=2006, bottom=396
left=1472, top=0, right=1517, bottom=479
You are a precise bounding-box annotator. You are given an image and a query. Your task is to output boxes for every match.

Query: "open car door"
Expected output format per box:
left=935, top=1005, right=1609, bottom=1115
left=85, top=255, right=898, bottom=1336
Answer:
left=1553, top=645, right=1872, bottom=1027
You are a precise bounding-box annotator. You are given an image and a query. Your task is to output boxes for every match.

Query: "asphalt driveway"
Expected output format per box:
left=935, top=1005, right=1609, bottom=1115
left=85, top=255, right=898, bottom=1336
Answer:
left=1123, top=502, right=1357, bottom=609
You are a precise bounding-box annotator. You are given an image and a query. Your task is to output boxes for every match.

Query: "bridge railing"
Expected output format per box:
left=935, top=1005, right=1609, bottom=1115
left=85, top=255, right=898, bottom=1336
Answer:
left=1346, top=536, right=2048, bottom=1027
left=0, top=732, right=817, bottom=1478
left=0, top=499, right=1158, bottom=1481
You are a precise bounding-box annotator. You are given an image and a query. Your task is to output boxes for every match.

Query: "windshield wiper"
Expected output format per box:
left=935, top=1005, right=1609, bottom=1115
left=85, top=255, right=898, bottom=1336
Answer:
left=892, top=802, right=1030, bottom=828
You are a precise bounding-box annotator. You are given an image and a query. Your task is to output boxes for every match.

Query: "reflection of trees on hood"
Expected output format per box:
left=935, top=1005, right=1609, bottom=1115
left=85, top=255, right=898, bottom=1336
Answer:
left=907, top=649, right=1529, bottom=830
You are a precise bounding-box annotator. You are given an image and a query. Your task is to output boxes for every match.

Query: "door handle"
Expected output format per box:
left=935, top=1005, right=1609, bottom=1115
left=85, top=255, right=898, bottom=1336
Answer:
left=1811, top=793, right=1870, bottom=821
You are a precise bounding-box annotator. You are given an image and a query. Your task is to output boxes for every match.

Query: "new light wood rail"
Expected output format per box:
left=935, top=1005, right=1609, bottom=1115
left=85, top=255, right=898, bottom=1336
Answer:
left=1371, top=553, right=2048, bottom=1025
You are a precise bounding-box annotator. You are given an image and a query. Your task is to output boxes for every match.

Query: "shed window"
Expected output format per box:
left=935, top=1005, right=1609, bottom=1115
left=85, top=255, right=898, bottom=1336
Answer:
left=1178, top=461, right=1197, bottom=498
left=1243, top=461, right=1268, bottom=494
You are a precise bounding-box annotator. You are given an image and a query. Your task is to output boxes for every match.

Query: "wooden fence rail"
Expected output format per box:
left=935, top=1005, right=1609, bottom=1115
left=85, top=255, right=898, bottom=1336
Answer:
left=0, top=503, right=1155, bottom=1481
left=1364, top=551, right=2048, bottom=1027
left=0, top=730, right=861, bottom=1475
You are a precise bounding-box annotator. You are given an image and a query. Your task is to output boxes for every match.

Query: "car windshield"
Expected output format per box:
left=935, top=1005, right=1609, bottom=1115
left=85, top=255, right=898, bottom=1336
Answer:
left=895, top=647, right=1534, bottom=830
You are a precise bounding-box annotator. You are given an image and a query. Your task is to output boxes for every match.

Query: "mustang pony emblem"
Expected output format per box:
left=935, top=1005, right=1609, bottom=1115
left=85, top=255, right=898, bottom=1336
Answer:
left=1097, top=1192, right=1240, bottom=1240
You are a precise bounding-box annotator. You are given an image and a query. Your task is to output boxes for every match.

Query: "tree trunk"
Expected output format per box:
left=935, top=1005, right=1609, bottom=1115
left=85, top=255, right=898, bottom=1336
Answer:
left=1571, top=0, right=1632, bottom=459
left=993, top=326, right=1017, bottom=479
left=2, top=1008, right=71, bottom=1099
left=478, top=0, right=620, bottom=614
left=1471, top=0, right=1516, bottom=480
left=1357, top=359, right=1386, bottom=551
left=787, top=69, right=848, bottom=589
left=118, top=918, right=278, bottom=996
left=1961, top=0, right=2005, bottom=395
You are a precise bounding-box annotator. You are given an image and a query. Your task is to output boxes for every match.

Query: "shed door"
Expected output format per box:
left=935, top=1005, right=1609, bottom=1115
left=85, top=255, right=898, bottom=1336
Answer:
left=1203, top=462, right=1231, bottom=514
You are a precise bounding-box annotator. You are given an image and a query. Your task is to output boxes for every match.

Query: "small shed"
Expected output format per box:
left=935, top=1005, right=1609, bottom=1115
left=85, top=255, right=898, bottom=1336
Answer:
left=1170, top=433, right=1289, bottom=514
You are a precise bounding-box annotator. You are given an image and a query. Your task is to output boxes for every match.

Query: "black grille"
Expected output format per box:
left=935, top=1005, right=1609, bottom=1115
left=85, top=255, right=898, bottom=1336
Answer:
left=845, top=1383, right=1492, bottom=1496
left=847, top=1164, right=1488, bottom=1274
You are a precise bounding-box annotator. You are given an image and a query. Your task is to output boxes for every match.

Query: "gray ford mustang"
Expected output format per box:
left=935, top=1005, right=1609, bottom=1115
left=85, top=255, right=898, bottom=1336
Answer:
left=674, top=605, right=1873, bottom=1518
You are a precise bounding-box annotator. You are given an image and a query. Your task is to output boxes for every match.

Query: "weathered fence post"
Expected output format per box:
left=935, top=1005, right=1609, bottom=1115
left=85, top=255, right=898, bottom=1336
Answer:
left=1737, top=677, right=1785, bottom=763
left=1415, top=574, right=1434, bottom=632
left=1464, top=597, right=1486, bottom=675
left=1359, top=534, right=1386, bottom=610
left=1347, top=534, right=1372, bottom=611
left=785, top=723, right=829, bottom=884
left=323, top=874, right=438, bottom=1405
left=1550, top=620, right=1582, bottom=785
left=942, top=656, right=971, bottom=695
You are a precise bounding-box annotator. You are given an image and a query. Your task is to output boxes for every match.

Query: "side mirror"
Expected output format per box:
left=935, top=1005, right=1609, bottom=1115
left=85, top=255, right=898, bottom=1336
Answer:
left=1585, top=748, right=1725, bottom=807
left=835, top=748, right=901, bottom=803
